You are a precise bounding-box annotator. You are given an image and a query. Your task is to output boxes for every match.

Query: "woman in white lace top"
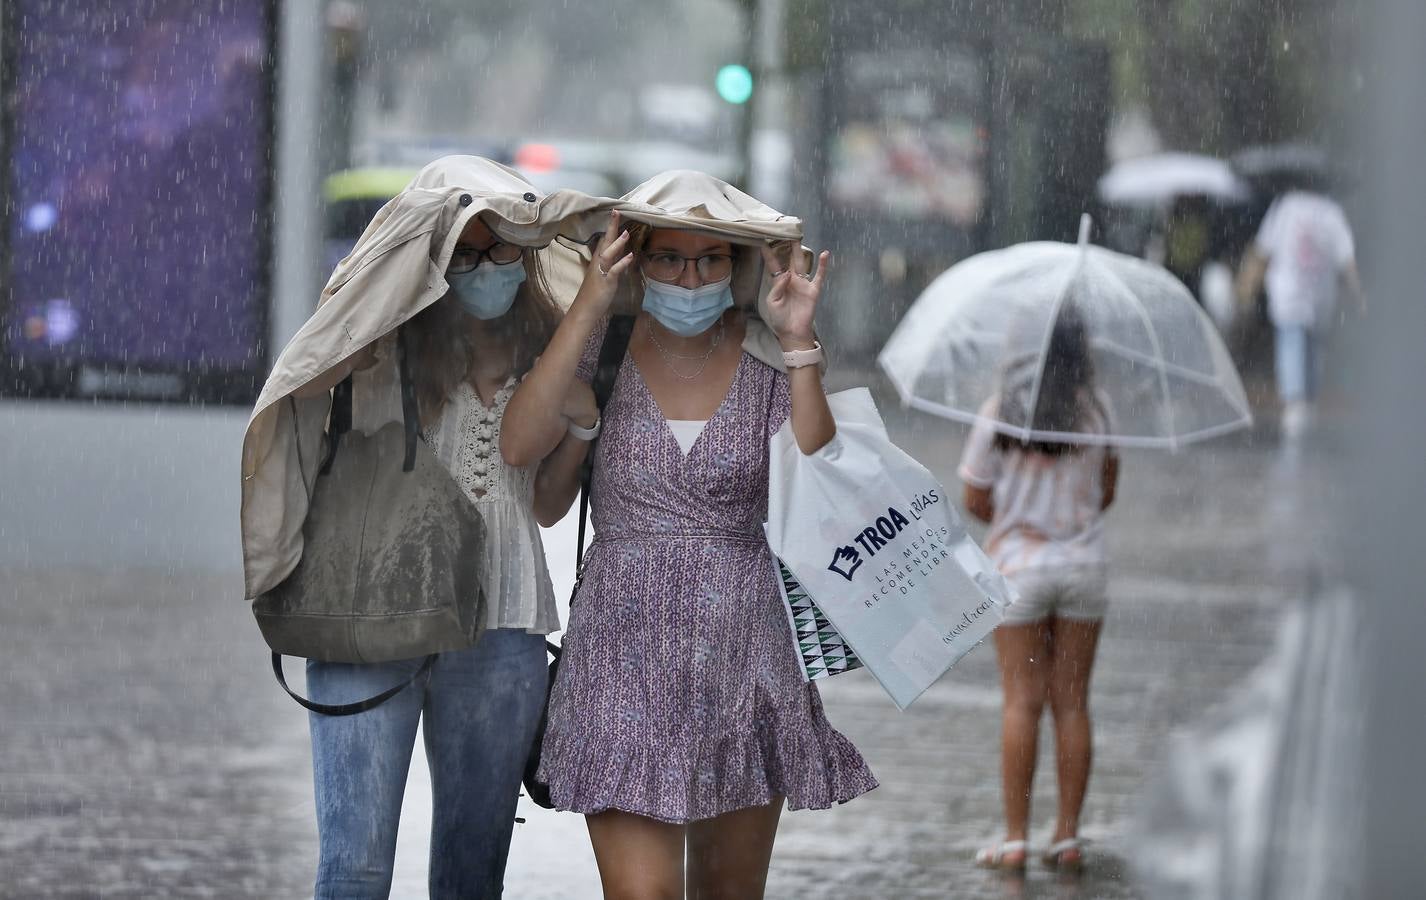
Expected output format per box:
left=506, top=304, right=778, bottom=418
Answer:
left=294, top=211, right=597, bottom=897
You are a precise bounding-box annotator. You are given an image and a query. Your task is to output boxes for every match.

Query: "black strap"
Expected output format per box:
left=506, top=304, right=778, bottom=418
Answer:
left=552, top=315, right=636, bottom=662
left=271, top=652, right=436, bottom=716
left=592, top=316, right=637, bottom=414
left=318, top=377, right=353, bottom=476
left=573, top=315, right=635, bottom=556
left=318, top=335, right=420, bottom=476
left=397, top=330, right=420, bottom=472
left=574, top=314, right=635, bottom=561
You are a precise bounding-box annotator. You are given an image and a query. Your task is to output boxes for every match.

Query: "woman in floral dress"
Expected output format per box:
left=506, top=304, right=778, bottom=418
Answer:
left=503, top=199, right=877, bottom=898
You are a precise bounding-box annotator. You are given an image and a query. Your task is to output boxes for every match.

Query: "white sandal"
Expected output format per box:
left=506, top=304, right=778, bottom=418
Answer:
left=975, top=839, right=1028, bottom=870
left=1041, top=837, right=1086, bottom=872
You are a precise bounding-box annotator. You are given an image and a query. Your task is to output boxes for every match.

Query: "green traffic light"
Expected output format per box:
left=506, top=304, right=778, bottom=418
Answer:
left=716, top=64, right=754, bottom=105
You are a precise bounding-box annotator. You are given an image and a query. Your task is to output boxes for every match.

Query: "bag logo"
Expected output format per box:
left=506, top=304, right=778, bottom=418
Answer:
left=828, top=505, right=919, bottom=582
left=827, top=545, right=863, bottom=581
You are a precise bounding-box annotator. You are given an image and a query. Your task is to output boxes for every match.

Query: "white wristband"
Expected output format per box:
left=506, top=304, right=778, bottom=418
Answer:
left=781, top=340, right=823, bottom=370
left=567, top=416, right=601, bottom=441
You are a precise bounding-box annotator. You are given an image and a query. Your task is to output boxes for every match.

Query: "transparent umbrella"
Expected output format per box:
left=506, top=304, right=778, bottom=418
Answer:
left=877, top=215, right=1252, bottom=450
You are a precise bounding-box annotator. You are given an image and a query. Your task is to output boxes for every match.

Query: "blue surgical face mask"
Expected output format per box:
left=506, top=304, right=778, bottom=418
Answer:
left=447, top=259, right=527, bottom=320
left=641, top=277, right=734, bottom=337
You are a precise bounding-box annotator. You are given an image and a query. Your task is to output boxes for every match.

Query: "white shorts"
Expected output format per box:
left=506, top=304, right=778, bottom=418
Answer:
left=1002, top=566, right=1108, bottom=626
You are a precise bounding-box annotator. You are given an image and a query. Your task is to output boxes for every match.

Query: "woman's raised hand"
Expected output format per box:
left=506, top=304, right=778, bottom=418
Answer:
left=761, top=244, right=829, bottom=348
left=576, top=210, right=636, bottom=313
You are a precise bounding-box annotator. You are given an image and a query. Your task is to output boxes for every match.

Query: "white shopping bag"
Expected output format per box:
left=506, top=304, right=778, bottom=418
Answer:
left=766, top=388, right=1015, bottom=709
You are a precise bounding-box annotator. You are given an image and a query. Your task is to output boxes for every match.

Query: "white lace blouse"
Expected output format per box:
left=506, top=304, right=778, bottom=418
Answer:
left=427, top=378, right=559, bottom=635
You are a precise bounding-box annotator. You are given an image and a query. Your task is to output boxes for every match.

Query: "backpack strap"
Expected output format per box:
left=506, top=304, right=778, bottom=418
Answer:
left=397, top=328, right=420, bottom=472
left=318, top=377, right=353, bottom=476
left=318, top=332, right=420, bottom=476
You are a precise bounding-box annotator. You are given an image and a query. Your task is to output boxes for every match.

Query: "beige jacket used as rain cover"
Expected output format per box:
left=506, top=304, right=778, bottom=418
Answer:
left=612, top=169, right=823, bottom=374
left=240, top=156, right=617, bottom=600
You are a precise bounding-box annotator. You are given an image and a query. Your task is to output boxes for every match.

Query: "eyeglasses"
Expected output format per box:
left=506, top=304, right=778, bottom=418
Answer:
left=447, top=241, right=523, bottom=275
left=640, top=251, right=735, bottom=284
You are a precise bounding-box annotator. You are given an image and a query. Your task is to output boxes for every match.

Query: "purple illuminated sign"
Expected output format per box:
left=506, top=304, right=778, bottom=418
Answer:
left=5, top=0, right=273, bottom=398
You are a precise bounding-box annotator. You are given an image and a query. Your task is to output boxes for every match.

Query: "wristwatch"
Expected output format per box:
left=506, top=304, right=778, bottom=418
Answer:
left=781, top=340, right=823, bottom=370
left=567, top=416, right=601, bottom=441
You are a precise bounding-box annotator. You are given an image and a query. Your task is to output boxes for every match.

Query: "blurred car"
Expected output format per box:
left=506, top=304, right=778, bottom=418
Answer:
left=322, top=166, right=417, bottom=275
left=353, top=135, right=512, bottom=169
left=513, top=142, right=621, bottom=198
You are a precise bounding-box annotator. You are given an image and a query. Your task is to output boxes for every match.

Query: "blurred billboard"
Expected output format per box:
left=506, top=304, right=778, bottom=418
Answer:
left=1, top=0, right=275, bottom=402
left=827, top=48, right=987, bottom=228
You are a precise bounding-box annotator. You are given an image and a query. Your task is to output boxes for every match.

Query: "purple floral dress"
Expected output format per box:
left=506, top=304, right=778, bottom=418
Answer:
left=537, top=320, right=878, bottom=824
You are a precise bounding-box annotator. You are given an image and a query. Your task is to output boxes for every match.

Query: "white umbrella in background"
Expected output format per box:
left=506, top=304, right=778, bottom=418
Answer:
left=878, top=215, right=1252, bottom=450
left=1098, top=152, right=1252, bottom=206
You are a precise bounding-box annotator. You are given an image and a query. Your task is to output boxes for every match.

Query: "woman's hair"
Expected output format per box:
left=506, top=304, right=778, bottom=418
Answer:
left=994, top=304, right=1098, bottom=457
left=623, top=220, right=653, bottom=254
left=402, top=249, right=562, bottom=427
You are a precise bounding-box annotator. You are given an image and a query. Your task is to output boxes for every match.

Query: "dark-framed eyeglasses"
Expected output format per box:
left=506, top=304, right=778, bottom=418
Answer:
left=640, top=251, right=735, bottom=284
left=447, top=241, right=523, bottom=275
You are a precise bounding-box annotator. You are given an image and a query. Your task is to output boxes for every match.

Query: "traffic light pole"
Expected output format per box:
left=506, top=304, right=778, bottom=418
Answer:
left=735, top=0, right=760, bottom=191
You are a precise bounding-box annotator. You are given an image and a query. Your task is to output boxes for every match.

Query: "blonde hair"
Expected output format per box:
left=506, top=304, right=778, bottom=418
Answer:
left=402, top=252, right=562, bottom=428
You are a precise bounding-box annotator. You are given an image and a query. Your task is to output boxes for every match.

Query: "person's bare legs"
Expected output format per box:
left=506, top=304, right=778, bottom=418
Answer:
left=686, top=798, right=783, bottom=900
left=992, top=620, right=1053, bottom=863
left=1045, top=615, right=1104, bottom=865
left=586, top=810, right=685, bottom=900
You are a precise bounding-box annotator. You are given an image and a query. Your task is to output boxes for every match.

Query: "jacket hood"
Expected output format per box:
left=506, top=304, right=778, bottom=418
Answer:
left=240, top=155, right=617, bottom=599
left=611, top=170, right=820, bottom=374
left=616, top=169, right=802, bottom=243
left=614, top=169, right=803, bottom=311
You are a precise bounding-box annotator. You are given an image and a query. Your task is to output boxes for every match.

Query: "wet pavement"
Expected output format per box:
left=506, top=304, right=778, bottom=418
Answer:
left=0, top=370, right=1340, bottom=898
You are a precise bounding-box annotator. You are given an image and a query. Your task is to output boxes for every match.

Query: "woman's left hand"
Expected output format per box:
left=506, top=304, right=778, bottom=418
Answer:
left=761, top=244, right=830, bottom=348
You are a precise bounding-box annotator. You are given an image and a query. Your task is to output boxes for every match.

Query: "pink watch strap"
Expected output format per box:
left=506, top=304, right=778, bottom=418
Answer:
left=781, top=341, right=824, bottom=369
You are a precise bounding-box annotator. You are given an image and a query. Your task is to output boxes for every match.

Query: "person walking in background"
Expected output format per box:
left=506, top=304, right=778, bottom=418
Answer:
left=1236, top=188, right=1365, bottom=439
left=502, top=175, right=877, bottom=898
left=961, top=308, right=1119, bottom=874
left=1153, top=194, right=1214, bottom=302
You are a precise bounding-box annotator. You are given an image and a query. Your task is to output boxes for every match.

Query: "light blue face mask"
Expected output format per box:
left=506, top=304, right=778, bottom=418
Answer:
left=641, top=277, right=734, bottom=337
left=447, top=259, right=527, bottom=320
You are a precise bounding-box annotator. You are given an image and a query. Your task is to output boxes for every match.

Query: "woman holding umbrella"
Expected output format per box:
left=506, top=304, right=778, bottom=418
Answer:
left=878, top=215, right=1254, bottom=871
left=959, top=307, right=1119, bottom=873
left=502, top=172, right=877, bottom=898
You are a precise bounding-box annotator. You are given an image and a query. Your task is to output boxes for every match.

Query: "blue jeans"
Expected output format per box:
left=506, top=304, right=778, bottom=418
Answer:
left=1274, top=324, right=1320, bottom=404
left=306, top=628, right=547, bottom=899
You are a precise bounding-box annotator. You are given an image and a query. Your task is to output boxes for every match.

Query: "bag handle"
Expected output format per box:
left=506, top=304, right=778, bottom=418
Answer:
left=278, top=328, right=430, bottom=716
left=317, top=332, right=421, bottom=476
left=318, top=377, right=353, bottom=476
left=397, top=328, right=420, bottom=472
left=550, top=314, right=636, bottom=660
left=575, top=314, right=636, bottom=565
left=271, top=652, right=436, bottom=716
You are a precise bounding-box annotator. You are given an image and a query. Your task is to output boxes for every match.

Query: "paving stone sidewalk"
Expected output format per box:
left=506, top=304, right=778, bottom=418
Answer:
left=0, top=383, right=1337, bottom=898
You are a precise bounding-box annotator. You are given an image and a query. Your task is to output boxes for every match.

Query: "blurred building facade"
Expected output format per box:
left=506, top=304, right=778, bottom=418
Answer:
left=0, top=0, right=1356, bottom=397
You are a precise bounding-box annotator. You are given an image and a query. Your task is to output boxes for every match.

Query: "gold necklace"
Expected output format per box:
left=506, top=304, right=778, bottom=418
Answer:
left=647, top=320, right=725, bottom=380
